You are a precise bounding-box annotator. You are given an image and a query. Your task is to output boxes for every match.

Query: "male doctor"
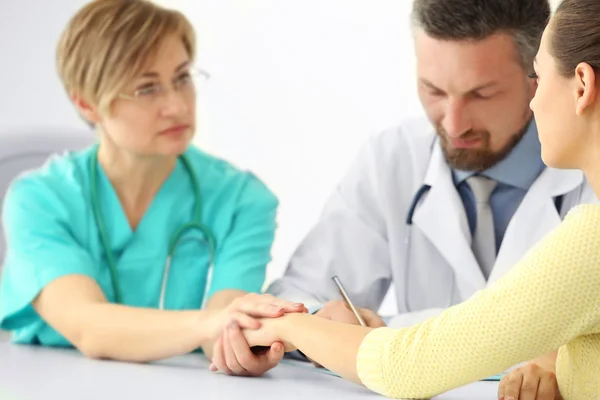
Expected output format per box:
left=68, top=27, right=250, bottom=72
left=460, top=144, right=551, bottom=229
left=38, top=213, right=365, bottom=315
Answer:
left=269, top=0, right=600, bottom=327
left=210, top=0, right=597, bottom=384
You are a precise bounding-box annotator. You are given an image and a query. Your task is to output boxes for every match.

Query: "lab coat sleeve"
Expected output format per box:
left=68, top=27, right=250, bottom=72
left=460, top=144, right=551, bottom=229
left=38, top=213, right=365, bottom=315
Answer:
left=267, top=135, right=392, bottom=310
left=0, top=176, right=97, bottom=332
left=205, top=173, right=279, bottom=299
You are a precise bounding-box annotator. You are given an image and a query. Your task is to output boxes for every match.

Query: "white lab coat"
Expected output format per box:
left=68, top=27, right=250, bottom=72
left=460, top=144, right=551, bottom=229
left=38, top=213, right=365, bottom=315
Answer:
left=267, top=117, right=598, bottom=328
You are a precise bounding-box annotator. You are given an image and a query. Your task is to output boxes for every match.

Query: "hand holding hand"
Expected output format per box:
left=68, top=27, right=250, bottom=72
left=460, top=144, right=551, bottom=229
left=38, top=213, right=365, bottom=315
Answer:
left=209, top=321, right=287, bottom=377
left=212, top=293, right=307, bottom=337
left=208, top=295, right=307, bottom=376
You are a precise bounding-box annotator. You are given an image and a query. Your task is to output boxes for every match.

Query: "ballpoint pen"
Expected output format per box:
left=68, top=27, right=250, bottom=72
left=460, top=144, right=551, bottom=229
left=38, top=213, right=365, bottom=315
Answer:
left=331, top=275, right=367, bottom=326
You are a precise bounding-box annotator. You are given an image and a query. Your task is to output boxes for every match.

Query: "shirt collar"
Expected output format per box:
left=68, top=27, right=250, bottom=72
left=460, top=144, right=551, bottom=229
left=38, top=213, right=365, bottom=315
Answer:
left=453, top=119, right=545, bottom=189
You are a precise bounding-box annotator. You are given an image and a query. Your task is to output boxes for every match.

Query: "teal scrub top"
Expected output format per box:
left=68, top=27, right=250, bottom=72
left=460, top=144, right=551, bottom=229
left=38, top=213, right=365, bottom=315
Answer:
left=0, top=144, right=279, bottom=346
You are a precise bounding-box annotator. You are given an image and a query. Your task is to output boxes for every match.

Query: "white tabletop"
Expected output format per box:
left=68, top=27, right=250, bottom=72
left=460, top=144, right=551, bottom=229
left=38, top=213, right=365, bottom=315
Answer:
left=0, top=341, right=499, bottom=400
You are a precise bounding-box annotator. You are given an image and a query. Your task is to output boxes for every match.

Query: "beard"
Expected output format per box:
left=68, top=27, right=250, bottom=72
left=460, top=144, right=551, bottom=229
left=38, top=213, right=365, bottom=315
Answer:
left=437, top=121, right=530, bottom=171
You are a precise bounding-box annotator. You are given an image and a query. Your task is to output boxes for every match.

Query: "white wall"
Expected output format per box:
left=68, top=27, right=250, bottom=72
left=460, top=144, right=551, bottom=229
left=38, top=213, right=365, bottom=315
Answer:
left=156, top=1, right=424, bottom=290
left=0, top=0, right=90, bottom=132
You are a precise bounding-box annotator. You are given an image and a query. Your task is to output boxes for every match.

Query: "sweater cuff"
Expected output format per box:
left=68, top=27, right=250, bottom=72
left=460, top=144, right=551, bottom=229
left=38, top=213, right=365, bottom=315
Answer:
left=356, top=327, right=397, bottom=396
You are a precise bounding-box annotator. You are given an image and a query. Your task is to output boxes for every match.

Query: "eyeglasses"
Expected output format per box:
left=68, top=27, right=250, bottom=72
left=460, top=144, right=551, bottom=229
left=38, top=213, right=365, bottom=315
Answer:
left=117, top=67, right=210, bottom=108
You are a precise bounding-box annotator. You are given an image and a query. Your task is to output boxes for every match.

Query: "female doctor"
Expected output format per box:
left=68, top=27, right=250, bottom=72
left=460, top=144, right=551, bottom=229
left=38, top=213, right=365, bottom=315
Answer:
left=0, top=0, right=306, bottom=364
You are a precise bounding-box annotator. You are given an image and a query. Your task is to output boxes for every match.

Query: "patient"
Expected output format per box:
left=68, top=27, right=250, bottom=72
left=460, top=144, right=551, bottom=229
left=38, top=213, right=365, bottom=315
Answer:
left=211, top=0, right=600, bottom=398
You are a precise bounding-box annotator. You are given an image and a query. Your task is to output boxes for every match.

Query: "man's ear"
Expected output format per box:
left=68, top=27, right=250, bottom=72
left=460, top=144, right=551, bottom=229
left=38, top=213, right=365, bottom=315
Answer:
left=527, top=71, right=539, bottom=99
left=72, top=94, right=101, bottom=125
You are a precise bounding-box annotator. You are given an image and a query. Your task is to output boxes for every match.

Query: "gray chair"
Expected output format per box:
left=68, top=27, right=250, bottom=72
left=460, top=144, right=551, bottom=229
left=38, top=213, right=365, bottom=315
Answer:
left=0, top=127, right=95, bottom=263
left=0, top=128, right=95, bottom=337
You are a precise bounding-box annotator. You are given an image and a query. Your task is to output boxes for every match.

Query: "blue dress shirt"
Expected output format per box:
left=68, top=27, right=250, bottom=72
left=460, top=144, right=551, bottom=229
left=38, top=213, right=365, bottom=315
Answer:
left=453, top=119, right=545, bottom=253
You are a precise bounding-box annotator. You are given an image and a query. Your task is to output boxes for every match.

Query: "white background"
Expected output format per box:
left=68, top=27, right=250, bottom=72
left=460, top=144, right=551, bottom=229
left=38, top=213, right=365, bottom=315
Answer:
left=154, top=0, right=425, bottom=288
left=0, top=0, right=561, bottom=295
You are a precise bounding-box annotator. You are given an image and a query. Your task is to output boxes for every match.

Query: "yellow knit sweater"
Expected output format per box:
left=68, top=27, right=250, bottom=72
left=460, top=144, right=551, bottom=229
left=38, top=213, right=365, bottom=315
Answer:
left=356, top=204, right=600, bottom=400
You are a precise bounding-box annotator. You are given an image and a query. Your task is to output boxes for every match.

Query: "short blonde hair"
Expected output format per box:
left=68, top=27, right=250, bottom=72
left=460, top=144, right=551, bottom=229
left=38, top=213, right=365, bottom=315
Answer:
left=56, top=0, right=196, bottom=116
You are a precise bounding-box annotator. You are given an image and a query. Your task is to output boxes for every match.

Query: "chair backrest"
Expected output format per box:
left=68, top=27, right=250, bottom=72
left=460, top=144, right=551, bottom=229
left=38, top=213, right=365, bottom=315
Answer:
left=0, top=128, right=95, bottom=266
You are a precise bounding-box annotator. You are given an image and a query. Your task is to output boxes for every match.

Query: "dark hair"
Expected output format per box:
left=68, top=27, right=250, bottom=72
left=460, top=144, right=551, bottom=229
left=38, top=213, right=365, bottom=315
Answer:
left=412, top=0, right=551, bottom=72
left=551, top=0, right=600, bottom=77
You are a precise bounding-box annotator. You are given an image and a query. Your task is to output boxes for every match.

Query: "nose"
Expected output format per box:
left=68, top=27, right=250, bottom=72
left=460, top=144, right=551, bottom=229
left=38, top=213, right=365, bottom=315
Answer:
left=441, top=98, right=471, bottom=138
left=160, top=89, right=190, bottom=117
left=529, top=94, right=537, bottom=112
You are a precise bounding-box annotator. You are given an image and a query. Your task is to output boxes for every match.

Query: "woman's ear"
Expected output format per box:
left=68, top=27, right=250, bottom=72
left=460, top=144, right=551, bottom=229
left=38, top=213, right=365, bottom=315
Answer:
left=72, top=94, right=101, bottom=124
left=574, top=62, right=597, bottom=116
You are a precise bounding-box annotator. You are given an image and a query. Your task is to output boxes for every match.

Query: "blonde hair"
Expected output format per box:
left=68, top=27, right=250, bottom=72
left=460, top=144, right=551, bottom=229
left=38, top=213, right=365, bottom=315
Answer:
left=56, top=0, right=196, bottom=116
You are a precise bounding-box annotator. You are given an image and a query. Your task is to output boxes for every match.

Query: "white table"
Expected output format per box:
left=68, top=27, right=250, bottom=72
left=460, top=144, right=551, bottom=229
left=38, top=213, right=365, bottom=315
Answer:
left=0, top=342, right=499, bottom=399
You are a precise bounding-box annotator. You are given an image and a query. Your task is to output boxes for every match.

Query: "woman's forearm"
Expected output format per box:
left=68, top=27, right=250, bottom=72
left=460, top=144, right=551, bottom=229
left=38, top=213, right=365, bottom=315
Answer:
left=81, top=290, right=253, bottom=362
left=33, top=276, right=220, bottom=363
left=75, top=305, right=214, bottom=362
left=276, top=313, right=373, bottom=384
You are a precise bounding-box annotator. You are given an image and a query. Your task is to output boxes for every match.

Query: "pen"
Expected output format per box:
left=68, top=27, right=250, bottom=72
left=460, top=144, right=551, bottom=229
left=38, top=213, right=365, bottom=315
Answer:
left=331, top=275, right=367, bottom=326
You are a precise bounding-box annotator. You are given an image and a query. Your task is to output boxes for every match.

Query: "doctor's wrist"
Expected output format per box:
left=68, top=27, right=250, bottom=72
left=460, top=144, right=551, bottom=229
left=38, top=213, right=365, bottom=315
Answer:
left=196, top=309, right=225, bottom=346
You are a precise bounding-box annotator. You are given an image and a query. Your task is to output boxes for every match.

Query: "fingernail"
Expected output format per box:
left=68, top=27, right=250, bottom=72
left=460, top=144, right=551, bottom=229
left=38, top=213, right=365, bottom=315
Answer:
left=273, top=306, right=284, bottom=313
left=273, top=343, right=283, bottom=352
left=294, top=303, right=304, bottom=307
left=228, top=321, right=238, bottom=330
left=209, top=364, right=216, bottom=371
left=506, top=397, right=514, bottom=400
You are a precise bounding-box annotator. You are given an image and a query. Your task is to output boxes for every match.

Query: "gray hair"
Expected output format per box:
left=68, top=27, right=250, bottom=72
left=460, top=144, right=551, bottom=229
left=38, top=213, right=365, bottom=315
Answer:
left=411, top=0, right=551, bottom=72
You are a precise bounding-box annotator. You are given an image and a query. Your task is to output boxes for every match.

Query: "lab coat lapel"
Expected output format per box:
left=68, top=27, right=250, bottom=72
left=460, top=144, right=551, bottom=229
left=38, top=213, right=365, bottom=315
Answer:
left=489, top=168, right=584, bottom=284
left=412, top=143, right=487, bottom=298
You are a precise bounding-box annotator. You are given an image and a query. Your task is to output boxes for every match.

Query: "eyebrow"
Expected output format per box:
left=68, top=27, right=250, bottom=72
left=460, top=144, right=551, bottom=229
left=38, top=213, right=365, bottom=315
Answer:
left=140, top=61, right=190, bottom=78
left=420, top=78, right=499, bottom=94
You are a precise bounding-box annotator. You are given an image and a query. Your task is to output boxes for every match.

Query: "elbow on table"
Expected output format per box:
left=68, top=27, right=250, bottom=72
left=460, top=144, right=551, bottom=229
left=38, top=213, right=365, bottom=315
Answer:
left=72, top=330, right=109, bottom=360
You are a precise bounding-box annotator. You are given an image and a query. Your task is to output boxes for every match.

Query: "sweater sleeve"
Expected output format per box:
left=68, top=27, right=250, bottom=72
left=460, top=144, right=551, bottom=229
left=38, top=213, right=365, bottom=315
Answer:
left=356, top=204, right=600, bottom=400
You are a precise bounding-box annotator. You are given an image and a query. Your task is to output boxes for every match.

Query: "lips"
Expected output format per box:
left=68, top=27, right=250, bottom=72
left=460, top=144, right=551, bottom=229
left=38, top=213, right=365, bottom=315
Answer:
left=450, top=136, right=482, bottom=149
left=159, top=124, right=190, bottom=136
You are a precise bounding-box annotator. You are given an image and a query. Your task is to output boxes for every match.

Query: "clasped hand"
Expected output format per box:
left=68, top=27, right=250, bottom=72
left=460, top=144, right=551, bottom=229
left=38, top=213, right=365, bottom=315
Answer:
left=209, top=298, right=385, bottom=376
left=208, top=293, right=306, bottom=376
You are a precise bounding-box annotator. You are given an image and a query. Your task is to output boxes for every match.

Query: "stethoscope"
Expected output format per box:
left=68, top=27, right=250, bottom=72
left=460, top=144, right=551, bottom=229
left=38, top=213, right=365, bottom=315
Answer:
left=89, top=148, right=216, bottom=309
